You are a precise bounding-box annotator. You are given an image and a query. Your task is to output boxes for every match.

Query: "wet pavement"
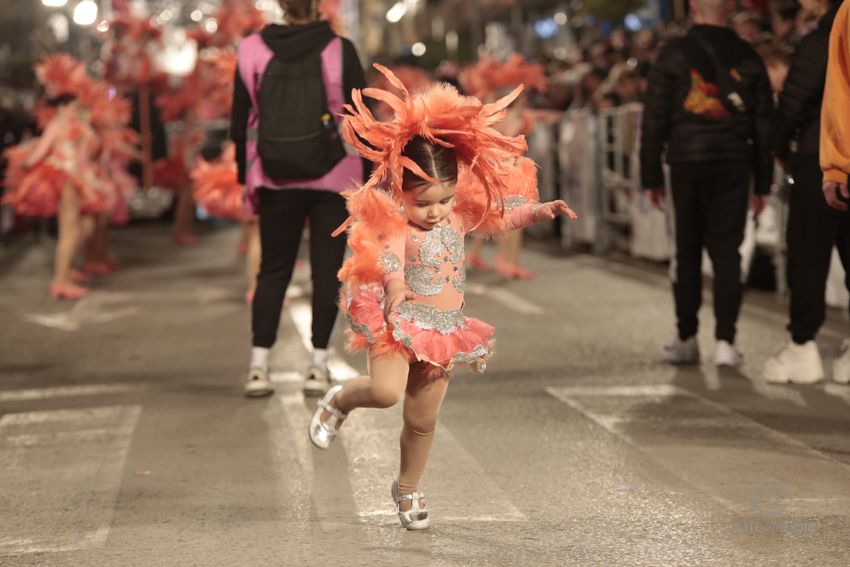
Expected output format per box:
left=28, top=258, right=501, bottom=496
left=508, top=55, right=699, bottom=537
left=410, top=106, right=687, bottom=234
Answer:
left=1, top=223, right=849, bottom=566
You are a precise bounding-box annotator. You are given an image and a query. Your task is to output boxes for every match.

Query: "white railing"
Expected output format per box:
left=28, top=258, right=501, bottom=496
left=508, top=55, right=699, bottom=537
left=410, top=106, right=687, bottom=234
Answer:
left=536, top=103, right=805, bottom=298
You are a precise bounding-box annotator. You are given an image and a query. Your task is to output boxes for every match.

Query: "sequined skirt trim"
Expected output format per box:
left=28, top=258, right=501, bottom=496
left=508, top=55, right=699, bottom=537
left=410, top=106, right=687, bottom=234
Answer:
left=341, top=286, right=494, bottom=374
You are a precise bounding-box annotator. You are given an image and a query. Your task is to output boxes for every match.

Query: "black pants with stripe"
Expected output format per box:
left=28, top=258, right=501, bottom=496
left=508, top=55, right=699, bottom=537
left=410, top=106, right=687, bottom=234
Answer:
left=670, top=161, right=751, bottom=343
left=786, top=155, right=850, bottom=344
left=252, top=188, right=348, bottom=350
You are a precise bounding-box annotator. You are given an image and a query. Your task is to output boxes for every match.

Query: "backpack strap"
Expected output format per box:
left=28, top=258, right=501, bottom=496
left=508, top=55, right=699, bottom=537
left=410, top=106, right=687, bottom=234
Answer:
left=238, top=33, right=275, bottom=112
left=321, top=37, right=344, bottom=118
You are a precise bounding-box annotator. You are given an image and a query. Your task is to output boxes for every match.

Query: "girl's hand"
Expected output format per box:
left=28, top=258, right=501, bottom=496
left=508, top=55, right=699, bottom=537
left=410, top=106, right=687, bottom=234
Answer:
left=533, top=200, right=578, bottom=222
left=384, top=279, right=415, bottom=323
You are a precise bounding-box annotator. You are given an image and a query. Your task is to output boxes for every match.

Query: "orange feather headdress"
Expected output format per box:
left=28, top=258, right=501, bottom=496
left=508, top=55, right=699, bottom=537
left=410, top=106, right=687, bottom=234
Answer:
left=339, top=64, right=527, bottom=219
left=336, top=65, right=535, bottom=287
left=35, top=54, right=93, bottom=99
left=460, top=54, right=548, bottom=100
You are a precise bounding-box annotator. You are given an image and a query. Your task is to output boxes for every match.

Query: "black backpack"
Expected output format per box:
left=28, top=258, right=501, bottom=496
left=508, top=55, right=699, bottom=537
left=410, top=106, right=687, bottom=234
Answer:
left=256, top=46, right=346, bottom=180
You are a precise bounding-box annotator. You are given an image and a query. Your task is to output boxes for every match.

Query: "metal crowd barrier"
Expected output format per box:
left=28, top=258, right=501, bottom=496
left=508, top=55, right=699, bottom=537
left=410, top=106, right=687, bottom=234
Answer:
left=533, top=103, right=798, bottom=298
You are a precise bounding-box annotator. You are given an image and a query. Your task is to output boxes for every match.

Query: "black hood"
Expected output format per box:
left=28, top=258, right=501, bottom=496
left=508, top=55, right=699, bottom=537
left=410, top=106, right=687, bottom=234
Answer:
left=819, top=4, right=841, bottom=34
left=260, top=21, right=336, bottom=62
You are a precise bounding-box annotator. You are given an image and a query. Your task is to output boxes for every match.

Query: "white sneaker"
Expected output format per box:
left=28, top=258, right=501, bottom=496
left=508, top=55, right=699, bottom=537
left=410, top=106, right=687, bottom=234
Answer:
left=714, top=341, right=744, bottom=367
left=832, top=340, right=850, bottom=384
left=763, top=341, right=825, bottom=384
left=661, top=336, right=700, bottom=364
left=303, top=364, right=331, bottom=397
left=244, top=367, right=274, bottom=398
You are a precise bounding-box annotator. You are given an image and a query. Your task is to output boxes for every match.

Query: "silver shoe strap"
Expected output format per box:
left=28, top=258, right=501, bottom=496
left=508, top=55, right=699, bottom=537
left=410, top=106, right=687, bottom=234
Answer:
left=317, top=399, right=347, bottom=421
left=394, top=491, right=425, bottom=503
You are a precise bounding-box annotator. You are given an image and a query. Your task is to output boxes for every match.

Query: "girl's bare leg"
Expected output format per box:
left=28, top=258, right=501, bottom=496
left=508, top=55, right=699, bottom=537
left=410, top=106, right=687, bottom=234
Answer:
left=238, top=221, right=251, bottom=253
left=53, top=185, right=82, bottom=286
left=172, top=186, right=196, bottom=239
left=80, top=215, right=95, bottom=262
left=330, top=351, right=410, bottom=417
left=94, top=215, right=109, bottom=264
left=397, top=364, right=450, bottom=510
left=466, top=237, right=491, bottom=270
left=246, top=221, right=261, bottom=296
left=499, top=229, right=523, bottom=268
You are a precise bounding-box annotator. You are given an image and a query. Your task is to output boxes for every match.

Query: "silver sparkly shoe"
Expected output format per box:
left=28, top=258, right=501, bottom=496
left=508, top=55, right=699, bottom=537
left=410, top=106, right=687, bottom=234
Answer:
left=308, top=385, right=346, bottom=450
left=391, top=480, right=430, bottom=530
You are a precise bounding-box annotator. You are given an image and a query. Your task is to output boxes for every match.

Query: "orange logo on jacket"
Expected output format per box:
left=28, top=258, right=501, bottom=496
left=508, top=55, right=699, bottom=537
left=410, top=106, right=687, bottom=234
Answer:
left=684, top=69, right=731, bottom=118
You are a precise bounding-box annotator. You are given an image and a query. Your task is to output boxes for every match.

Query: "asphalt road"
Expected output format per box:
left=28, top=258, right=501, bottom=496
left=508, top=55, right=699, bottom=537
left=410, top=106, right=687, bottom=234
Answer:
left=1, top=224, right=849, bottom=566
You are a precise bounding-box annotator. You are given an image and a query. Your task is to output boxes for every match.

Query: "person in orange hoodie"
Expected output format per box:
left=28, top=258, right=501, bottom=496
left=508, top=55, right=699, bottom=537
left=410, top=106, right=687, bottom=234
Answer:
left=819, top=0, right=850, bottom=384
left=822, top=1, right=850, bottom=200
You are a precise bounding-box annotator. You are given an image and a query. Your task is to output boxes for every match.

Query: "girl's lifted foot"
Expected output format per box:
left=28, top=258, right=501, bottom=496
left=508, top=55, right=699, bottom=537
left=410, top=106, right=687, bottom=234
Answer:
left=509, top=264, right=534, bottom=280
left=50, top=282, right=90, bottom=300
left=496, top=259, right=534, bottom=281
left=69, top=269, right=90, bottom=283
left=308, top=385, right=346, bottom=450
left=103, top=256, right=120, bottom=271
left=172, top=233, right=199, bottom=247
left=391, top=480, right=430, bottom=530
left=84, top=261, right=112, bottom=277
left=467, top=253, right=492, bottom=272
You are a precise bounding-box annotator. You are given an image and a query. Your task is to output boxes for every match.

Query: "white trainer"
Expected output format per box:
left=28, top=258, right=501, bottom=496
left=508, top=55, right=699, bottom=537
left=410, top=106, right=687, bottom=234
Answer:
left=714, top=341, right=744, bottom=367
left=303, top=364, right=331, bottom=397
left=244, top=367, right=274, bottom=398
left=832, top=340, right=850, bottom=384
left=763, top=341, right=824, bottom=384
left=661, top=336, right=700, bottom=364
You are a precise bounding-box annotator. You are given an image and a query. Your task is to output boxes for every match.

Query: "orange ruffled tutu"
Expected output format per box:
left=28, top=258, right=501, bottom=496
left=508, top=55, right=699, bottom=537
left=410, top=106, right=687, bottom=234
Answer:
left=342, top=285, right=494, bottom=377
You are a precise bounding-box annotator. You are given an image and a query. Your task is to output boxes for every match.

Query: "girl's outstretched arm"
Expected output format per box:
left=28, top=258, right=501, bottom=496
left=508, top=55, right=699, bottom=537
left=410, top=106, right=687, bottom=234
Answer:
left=24, top=114, right=64, bottom=167
left=502, top=200, right=577, bottom=231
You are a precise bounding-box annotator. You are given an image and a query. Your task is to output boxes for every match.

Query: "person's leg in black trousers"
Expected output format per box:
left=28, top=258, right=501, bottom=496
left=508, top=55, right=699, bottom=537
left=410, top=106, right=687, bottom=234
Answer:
left=307, top=191, right=349, bottom=350
left=764, top=155, right=838, bottom=383
left=786, top=156, right=839, bottom=345
left=832, top=197, right=850, bottom=383
left=665, top=164, right=704, bottom=363
left=245, top=188, right=310, bottom=397
left=301, top=191, right=349, bottom=395
left=670, top=164, right=705, bottom=341
left=252, top=189, right=310, bottom=348
left=702, top=162, right=750, bottom=346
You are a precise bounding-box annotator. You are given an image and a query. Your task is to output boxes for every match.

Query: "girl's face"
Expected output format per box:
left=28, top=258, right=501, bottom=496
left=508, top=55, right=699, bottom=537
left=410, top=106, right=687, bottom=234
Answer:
left=401, top=181, right=457, bottom=230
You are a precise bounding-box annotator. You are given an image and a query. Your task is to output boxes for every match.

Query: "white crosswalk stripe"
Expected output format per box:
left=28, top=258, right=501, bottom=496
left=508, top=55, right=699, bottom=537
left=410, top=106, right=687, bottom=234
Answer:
left=0, top=405, right=141, bottom=555
left=283, top=301, right=525, bottom=525
left=547, top=384, right=850, bottom=517
left=340, top=404, right=526, bottom=523
left=0, top=383, right=149, bottom=403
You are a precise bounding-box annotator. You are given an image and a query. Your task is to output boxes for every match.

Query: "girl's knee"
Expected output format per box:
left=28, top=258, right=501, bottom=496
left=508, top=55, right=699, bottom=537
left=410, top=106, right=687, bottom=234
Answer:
left=402, top=412, right=439, bottom=436
left=371, top=383, right=404, bottom=409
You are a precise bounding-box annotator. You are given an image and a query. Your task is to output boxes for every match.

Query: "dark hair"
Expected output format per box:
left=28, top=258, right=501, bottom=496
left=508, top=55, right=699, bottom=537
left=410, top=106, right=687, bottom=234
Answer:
left=46, top=94, right=76, bottom=108
left=279, top=0, right=319, bottom=21
left=401, top=135, right=458, bottom=191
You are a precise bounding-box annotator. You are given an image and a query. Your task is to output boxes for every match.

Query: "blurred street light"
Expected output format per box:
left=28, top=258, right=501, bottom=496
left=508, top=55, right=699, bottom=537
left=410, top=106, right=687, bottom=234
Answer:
left=73, top=0, right=98, bottom=26
left=386, top=2, right=407, bottom=23
left=411, top=42, right=426, bottom=57
left=42, top=0, right=68, bottom=6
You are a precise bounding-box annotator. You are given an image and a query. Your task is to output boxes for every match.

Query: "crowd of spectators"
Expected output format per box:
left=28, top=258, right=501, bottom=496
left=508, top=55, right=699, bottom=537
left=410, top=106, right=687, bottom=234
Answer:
left=527, top=0, right=826, bottom=114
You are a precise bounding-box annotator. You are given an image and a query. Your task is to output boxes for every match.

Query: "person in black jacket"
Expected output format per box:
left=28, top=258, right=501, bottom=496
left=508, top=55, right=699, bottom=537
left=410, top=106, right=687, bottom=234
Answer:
left=640, top=0, right=773, bottom=366
left=231, top=0, right=368, bottom=398
left=763, top=0, right=844, bottom=385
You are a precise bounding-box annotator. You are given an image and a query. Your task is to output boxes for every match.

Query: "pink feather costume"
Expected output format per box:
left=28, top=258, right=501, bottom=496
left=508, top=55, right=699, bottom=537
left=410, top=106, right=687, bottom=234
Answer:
left=337, top=66, right=542, bottom=378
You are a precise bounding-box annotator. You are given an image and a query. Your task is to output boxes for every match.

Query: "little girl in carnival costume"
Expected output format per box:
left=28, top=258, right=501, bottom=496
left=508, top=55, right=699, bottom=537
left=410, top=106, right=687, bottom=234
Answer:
left=308, top=66, right=577, bottom=530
